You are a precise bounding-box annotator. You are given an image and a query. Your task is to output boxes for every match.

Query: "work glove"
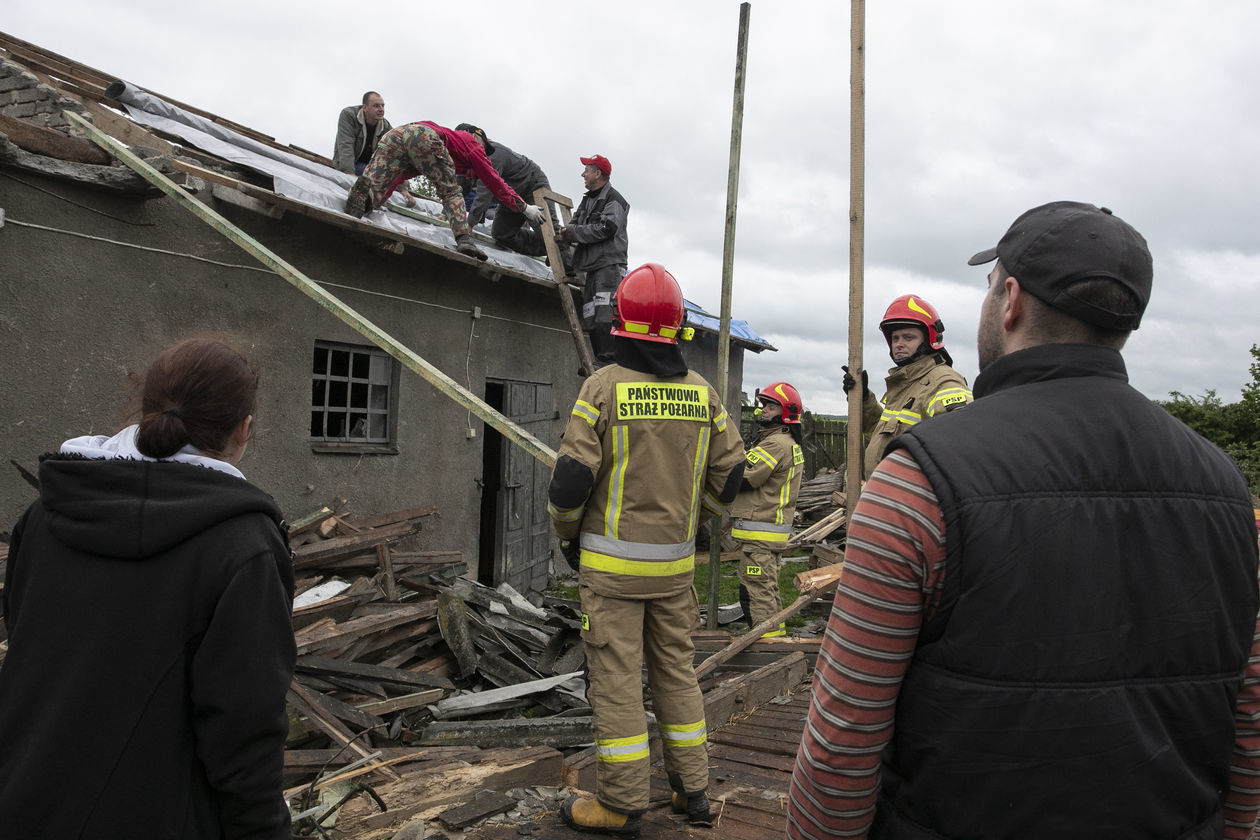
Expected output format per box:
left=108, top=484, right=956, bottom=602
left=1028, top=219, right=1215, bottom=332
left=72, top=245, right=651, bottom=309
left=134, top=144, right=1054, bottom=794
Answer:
left=841, top=365, right=868, bottom=396
left=523, top=204, right=546, bottom=225
left=559, top=539, right=581, bottom=572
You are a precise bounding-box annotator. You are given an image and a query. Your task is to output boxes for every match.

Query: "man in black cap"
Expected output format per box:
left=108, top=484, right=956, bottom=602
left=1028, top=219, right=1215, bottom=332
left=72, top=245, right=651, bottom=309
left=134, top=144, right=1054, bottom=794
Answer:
left=789, top=201, right=1260, bottom=840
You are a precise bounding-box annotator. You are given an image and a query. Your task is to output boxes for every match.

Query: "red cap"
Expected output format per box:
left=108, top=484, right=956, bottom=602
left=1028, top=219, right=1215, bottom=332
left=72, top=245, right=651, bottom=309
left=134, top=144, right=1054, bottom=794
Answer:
left=580, top=154, right=612, bottom=176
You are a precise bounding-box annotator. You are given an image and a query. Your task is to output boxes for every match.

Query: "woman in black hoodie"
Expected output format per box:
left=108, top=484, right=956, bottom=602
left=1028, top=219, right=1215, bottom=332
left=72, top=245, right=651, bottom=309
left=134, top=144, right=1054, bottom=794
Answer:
left=0, top=338, right=295, bottom=840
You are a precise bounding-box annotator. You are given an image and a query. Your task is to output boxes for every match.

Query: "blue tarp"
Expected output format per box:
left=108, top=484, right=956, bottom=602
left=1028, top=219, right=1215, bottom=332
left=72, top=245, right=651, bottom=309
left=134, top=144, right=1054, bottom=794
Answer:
left=684, top=299, right=775, bottom=351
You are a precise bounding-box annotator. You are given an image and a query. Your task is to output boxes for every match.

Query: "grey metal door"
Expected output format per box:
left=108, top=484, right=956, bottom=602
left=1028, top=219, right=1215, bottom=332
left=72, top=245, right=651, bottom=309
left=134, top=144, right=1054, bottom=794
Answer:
left=496, top=381, right=555, bottom=593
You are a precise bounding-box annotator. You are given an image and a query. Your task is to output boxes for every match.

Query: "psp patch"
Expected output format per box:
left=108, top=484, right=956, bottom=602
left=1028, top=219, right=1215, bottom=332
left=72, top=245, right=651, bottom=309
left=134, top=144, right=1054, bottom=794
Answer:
left=745, top=565, right=763, bottom=576
left=615, top=382, right=709, bottom=422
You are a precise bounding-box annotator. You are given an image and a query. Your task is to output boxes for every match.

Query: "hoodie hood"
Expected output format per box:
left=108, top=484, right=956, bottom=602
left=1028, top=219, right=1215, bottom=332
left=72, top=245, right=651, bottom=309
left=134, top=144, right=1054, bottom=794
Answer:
left=60, top=425, right=246, bottom=479
left=37, top=431, right=283, bottom=560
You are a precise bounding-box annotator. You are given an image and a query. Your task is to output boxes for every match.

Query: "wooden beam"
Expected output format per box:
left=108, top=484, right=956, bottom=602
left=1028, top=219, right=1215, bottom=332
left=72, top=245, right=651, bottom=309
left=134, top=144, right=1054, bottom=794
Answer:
left=295, top=653, right=453, bottom=691
left=694, top=594, right=813, bottom=680
left=531, top=186, right=595, bottom=376
left=349, top=747, right=563, bottom=832
left=437, top=790, right=518, bottom=830
left=0, top=113, right=108, bottom=164
left=285, top=682, right=401, bottom=782
left=0, top=136, right=160, bottom=194
left=419, top=717, right=594, bottom=749
left=290, top=519, right=418, bottom=569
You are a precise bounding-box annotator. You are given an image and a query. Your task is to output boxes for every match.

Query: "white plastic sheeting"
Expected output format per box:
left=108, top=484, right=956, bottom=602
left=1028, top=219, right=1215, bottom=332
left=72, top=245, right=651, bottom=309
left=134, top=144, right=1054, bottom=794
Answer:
left=104, top=80, right=553, bottom=279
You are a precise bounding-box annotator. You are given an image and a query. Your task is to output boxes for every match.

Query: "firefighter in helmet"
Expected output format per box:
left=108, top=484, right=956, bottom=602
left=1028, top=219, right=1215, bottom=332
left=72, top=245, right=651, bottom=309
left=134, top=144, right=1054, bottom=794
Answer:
left=548, top=263, right=746, bottom=836
left=727, top=382, right=805, bottom=637
left=844, top=294, right=973, bottom=477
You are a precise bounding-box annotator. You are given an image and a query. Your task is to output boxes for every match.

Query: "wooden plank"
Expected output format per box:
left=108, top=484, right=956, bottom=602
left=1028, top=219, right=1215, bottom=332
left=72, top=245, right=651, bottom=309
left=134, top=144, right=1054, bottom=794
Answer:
left=359, top=689, right=444, bottom=715
left=708, top=729, right=799, bottom=756
left=0, top=135, right=160, bottom=194
left=788, top=506, right=847, bottom=548
left=284, top=745, right=475, bottom=769
left=437, top=790, right=519, bottom=830
left=376, top=543, right=399, bottom=602
left=695, top=596, right=813, bottom=680
left=708, top=742, right=797, bottom=773
left=321, top=618, right=438, bottom=662
left=296, top=653, right=454, bottom=691
left=290, top=593, right=358, bottom=632
left=288, top=506, right=336, bottom=536
left=348, top=747, right=564, bottom=832
left=431, top=672, right=582, bottom=717
left=291, top=519, right=418, bottom=568
left=0, top=112, right=109, bottom=163
left=704, top=652, right=809, bottom=730
left=294, top=606, right=437, bottom=657
left=419, top=717, right=593, bottom=749
left=343, top=504, right=438, bottom=531
left=532, top=186, right=594, bottom=376
left=285, top=682, right=401, bottom=781
left=793, top=561, right=845, bottom=595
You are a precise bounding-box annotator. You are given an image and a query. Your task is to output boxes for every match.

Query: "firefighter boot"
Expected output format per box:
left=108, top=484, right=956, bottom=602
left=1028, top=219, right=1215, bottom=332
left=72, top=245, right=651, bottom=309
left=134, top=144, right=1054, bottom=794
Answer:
left=561, top=795, right=642, bottom=838
left=671, top=792, right=713, bottom=826
left=668, top=772, right=713, bottom=826
left=345, top=176, right=372, bottom=218
left=455, top=234, right=489, bottom=261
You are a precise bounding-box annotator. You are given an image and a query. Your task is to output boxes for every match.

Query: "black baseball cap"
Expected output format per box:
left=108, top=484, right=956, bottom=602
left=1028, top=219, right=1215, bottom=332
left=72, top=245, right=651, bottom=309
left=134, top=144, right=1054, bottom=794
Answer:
left=967, top=201, right=1152, bottom=330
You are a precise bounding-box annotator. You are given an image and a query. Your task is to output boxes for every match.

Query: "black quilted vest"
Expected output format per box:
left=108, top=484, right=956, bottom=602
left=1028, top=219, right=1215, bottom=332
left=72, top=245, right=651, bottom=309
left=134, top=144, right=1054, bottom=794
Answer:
left=878, top=343, right=1258, bottom=840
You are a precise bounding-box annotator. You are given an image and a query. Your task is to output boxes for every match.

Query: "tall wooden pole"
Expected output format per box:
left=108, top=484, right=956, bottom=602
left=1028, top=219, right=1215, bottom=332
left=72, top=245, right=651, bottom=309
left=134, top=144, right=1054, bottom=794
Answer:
left=708, top=2, right=752, bottom=630
left=845, top=0, right=866, bottom=510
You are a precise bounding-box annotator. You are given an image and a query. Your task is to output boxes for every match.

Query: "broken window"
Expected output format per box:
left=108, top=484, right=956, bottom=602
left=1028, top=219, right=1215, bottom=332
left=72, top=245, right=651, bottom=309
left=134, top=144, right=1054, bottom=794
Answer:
left=310, top=341, right=398, bottom=453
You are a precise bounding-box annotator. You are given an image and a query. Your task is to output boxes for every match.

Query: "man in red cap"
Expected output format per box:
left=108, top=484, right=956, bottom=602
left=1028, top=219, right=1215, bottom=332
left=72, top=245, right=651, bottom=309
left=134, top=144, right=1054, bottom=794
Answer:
left=557, top=154, right=629, bottom=365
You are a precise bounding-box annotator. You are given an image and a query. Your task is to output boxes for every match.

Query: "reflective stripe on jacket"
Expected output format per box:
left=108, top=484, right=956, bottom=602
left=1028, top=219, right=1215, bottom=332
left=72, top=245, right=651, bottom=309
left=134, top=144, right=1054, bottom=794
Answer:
left=549, top=364, right=745, bottom=597
left=730, top=426, right=802, bottom=546
left=862, top=352, right=972, bottom=477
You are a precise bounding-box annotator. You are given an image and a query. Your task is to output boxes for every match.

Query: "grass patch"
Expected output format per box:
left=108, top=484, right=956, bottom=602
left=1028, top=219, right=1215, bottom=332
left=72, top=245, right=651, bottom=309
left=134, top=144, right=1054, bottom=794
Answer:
left=694, top=553, right=812, bottom=633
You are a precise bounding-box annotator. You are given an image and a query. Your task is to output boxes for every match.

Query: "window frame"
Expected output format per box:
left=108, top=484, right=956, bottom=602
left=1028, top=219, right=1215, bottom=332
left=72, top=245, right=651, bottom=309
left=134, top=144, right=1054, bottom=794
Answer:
left=309, top=340, right=400, bottom=455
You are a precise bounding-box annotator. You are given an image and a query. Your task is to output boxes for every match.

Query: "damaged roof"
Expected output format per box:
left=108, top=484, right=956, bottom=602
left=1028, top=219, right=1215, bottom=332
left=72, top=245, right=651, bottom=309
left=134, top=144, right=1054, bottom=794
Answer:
left=0, top=30, right=775, bottom=352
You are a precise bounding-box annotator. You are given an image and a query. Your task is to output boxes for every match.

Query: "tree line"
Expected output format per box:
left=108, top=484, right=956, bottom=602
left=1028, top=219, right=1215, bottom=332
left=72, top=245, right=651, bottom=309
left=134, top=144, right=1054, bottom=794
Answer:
left=1158, top=344, right=1260, bottom=497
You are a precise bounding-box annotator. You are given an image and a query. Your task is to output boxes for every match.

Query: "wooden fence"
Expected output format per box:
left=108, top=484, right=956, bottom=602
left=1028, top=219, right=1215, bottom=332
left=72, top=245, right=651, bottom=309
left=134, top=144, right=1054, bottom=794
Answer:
left=739, top=408, right=848, bottom=481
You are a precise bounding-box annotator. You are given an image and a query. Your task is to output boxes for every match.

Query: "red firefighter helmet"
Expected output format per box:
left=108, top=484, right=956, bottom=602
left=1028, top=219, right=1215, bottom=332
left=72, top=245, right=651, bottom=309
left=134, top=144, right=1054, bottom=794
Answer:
left=611, top=263, right=686, bottom=344
left=880, top=294, right=945, bottom=351
left=757, top=381, right=803, bottom=425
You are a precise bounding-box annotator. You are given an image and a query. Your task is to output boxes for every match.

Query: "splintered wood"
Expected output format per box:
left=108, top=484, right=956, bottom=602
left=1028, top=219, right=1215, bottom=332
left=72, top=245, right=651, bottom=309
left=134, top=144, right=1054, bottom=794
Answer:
left=284, top=504, right=587, bottom=835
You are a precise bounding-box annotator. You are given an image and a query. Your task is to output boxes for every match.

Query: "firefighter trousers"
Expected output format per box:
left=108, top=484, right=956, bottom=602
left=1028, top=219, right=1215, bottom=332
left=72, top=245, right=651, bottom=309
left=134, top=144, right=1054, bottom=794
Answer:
left=579, top=584, right=708, bottom=813
left=735, top=542, right=785, bottom=636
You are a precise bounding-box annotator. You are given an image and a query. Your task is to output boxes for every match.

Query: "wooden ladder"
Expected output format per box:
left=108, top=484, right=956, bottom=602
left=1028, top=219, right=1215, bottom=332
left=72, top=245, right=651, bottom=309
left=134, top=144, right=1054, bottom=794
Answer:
left=532, top=187, right=596, bottom=377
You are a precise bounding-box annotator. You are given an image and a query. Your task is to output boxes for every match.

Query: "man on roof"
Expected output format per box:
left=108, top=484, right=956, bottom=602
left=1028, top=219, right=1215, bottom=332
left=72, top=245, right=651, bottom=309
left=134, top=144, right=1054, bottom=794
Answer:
left=455, top=123, right=557, bottom=257
left=843, top=295, right=973, bottom=478
left=557, top=154, right=629, bottom=366
left=344, top=121, right=546, bottom=261
left=332, top=91, right=414, bottom=207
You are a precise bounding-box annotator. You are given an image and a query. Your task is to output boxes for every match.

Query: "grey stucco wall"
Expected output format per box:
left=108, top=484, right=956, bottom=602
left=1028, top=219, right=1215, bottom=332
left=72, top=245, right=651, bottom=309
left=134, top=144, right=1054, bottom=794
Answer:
left=0, top=169, right=581, bottom=560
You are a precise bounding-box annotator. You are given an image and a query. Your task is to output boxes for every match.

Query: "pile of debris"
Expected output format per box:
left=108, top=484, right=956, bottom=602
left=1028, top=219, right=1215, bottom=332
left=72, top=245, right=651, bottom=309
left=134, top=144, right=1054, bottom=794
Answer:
left=790, top=470, right=847, bottom=568
left=284, top=505, right=590, bottom=837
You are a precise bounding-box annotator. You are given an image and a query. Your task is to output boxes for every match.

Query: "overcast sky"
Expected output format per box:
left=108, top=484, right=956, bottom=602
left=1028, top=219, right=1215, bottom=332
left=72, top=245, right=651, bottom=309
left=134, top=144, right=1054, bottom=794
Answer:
left=7, top=0, right=1259, bottom=414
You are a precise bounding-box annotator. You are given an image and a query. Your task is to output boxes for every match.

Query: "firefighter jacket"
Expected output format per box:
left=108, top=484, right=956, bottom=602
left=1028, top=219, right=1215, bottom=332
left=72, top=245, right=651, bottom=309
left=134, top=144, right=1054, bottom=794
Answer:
left=729, top=426, right=803, bottom=548
left=549, top=363, right=746, bottom=599
left=861, top=351, right=971, bottom=476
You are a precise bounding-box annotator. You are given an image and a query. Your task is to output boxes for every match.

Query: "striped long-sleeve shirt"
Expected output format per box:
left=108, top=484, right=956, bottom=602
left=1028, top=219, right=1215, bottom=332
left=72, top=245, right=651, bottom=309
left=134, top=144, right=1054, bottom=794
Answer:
left=786, top=449, right=1260, bottom=840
